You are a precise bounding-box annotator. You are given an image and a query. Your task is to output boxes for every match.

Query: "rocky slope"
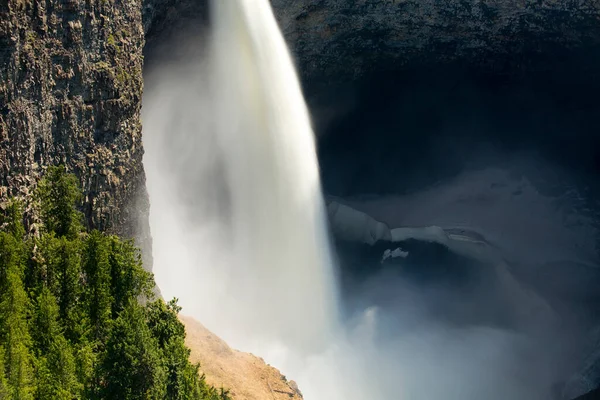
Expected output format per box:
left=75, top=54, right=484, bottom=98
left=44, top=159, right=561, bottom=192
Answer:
left=0, top=0, right=150, bottom=259
left=181, top=315, right=304, bottom=400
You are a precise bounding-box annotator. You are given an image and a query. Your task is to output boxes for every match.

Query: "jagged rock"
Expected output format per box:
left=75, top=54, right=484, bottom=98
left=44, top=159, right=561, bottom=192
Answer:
left=0, top=0, right=151, bottom=265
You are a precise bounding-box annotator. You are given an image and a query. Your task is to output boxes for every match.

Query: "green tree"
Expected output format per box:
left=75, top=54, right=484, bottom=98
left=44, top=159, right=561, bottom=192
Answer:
left=100, top=301, right=167, bottom=399
left=146, top=299, right=230, bottom=400
left=0, top=346, right=10, bottom=398
left=83, top=231, right=113, bottom=341
left=0, top=200, right=26, bottom=239
left=32, top=287, right=80, bottom=399
left=35, top=336, right=80, bottom=400
left=108, top=236, right=153, bottom=318
left=33, top=235, right=85, bottom=341
left=31, top=288, right=61, bottom=355
left=0, top=233, right=35, bottom=400
left=146, top=299, right=185, bottom=350
left=0, top=201, right=26, bottom=289
left=74, top=342, right=96, bottom=397
left=147, top=299, right=189, bottom=399
left=0, top=169, right=231, bottom=400
left=36, top=166, right=83, bottom=239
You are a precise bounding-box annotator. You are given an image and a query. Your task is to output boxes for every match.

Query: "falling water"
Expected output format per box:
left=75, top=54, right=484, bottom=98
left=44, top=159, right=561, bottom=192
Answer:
left=208, top=0, right=338, bottom=351
left=143, top=2, right=584, bottom=399
left=143, top=0, right=338, bottom=359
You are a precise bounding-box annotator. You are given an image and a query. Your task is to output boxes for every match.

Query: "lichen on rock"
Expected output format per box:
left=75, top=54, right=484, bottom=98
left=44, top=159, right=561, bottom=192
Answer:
left=0, top=0, right=150, bottom=263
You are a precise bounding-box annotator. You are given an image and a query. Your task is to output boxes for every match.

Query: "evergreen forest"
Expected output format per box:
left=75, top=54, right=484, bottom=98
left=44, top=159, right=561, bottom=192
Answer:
left=0, top=166, right=230, bottom=400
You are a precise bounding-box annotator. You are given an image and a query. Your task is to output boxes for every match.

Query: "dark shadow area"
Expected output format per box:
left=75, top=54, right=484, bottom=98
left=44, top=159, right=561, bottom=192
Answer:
left=577, top=387, right=600, bottom=399
left=314, top=58, right=600, bottom=198
left=313, top=48, right=600, bottom=399
left=336, top=238, right=524, bottom=329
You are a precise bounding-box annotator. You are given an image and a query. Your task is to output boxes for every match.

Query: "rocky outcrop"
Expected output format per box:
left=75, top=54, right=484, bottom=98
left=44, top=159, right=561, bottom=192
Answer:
left=0, top=0, right=150, bottom=259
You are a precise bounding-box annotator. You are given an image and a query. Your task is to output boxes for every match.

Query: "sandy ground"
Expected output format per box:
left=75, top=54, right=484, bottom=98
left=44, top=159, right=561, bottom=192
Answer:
left=180, top=315, right=303, bottom=400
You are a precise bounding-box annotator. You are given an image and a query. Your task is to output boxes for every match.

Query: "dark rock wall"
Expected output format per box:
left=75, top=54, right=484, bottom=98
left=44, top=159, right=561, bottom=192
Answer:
left=143, top=0, right=600, bottom=82
left=272, top=0, right=600, bottom=82
left=143, top=0, right=206, bottom=40
left=0, top=0, right=150, bottom=259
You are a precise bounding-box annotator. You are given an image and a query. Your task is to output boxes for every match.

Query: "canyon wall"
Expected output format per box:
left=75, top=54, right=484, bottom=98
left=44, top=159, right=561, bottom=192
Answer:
left=2, top=0, right=599, bottom=262
left=272, top=0, right=600, bottom=82
left=144, top=0, right=600, bottom=82
left=0, top=0, right=149, bottom=258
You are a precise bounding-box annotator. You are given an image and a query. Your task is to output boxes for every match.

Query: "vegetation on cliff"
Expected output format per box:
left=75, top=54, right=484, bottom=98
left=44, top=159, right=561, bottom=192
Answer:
left=0, top=166, right=229, bottom=400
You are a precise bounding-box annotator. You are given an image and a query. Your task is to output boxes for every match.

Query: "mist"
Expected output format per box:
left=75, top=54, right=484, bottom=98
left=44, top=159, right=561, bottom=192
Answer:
left=142, top=2, right=600, bottom=399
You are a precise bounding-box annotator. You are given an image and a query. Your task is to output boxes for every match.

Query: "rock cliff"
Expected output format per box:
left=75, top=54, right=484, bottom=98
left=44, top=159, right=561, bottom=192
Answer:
left=0, top=0, right=149, bottom=258
left=144, top=0, right=600, bottom=83
left=3, top=0, right=599, bottom=264
left=272, top=0, right=600, bottom=82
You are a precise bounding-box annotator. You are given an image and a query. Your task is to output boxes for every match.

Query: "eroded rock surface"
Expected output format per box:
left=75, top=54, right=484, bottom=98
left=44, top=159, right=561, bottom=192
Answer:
left=0, top=0, right=150, bottom=258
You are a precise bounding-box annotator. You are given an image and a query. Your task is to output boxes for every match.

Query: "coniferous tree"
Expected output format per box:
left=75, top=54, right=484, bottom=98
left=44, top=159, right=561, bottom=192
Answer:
left=147, top=299, right=189, bottom=399
left=54, top=238, right=84, bottom=342
left=108, top=236, right=153, bottom=318
left=35, top=166, right=83, bottom=239
left=74, top=341, right=96, bottom=397
left=101, top=301, right=167, bottom=399
left=0, top=346, right=10, bottom=398
left=146, top=299, right=230, bottom=400
left=35, top=336, right=80, bottom=400
left=31, top=288, right=80, bottom=399
left=1, top=200, right=26, bottom=239
left=0, top=233, right=35, bottom=400
left=0, top=167, right=230, bottom=400
left=83, top=231, right=113, bottom=341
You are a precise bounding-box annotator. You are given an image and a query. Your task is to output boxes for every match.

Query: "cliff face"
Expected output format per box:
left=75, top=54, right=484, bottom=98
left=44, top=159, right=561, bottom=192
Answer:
left=143, top=0, right=600, bottom=83
left=3, top=0, right=597, bottom=261
left=0, top=0, right=149, bottom=256
left=272, top=0, right=600, bottom=82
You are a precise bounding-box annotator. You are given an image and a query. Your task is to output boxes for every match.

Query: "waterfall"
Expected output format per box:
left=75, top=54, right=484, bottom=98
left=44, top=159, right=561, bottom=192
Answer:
left=143, top=0, right=338, bottom=360
left=208, top=0, right=338, bottom=351
left=142, top=2, right=572, bottom=399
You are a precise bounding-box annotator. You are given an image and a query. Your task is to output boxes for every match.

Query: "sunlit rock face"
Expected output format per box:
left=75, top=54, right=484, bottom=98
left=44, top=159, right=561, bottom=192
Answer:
left=0, top=0, right=150, bottom=263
